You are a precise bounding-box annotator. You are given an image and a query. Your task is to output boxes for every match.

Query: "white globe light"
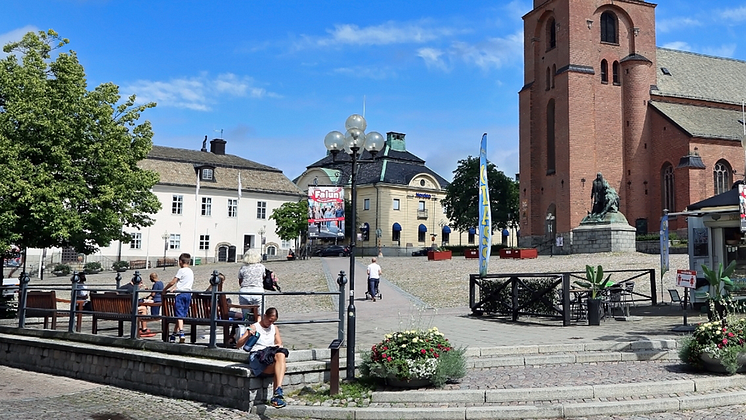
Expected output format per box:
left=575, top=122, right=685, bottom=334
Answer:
left=365, top=131, right=384, bottom=153
left=324, top=131, right=345, bottom=152
left=345, top=114, right=367, bottom=133
left=345, top=128, right=366, bottom=152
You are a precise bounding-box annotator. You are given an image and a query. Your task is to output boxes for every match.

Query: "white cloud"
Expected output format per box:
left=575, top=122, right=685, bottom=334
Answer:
left=420, top=31, right=523, bottom=72
left=656, top=17, right=702, bottom=33
left=702, top=44, right=737, bottom=58
left=332, top=66, right=397, bottom=80
left=310, top=20, right=451, bottom=47
left=122, top=73, right=280, bottom=111
left=0, top=26, right=39, bottom=58
left=417, top=47, right=449, bottom=71
left=661, top=41, right=692, bottom=52
left=719, top=6, right=746, bottom=22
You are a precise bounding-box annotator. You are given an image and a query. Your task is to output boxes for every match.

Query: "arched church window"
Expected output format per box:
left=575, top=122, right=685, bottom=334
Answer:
left=713, top=160, right=732, bottom=195
left=662, top=164, right=675, bottom=212
left=601, top=11, right=617, bottom=44
left=546, top=99, right=555, bottom=175
left=547, top=18, right=556, bottom=50
left=600, top=60, right=608, bottom=83
left=612, top=61, right=620, bottom=84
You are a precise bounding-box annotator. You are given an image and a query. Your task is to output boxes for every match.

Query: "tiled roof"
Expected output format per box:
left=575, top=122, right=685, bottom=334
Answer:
left=649, top=101, right=745, bottom=141
left=654, top=48, right=746, bottom=105
left=141, top=145, right=304, bottom=196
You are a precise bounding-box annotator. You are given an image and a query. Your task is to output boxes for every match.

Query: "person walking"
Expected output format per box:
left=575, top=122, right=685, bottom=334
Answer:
left=163, top=253, right=194, bottom=343
left=367, top=257, right=382, bottom=302
left=238, top=249, right=265, bottom=322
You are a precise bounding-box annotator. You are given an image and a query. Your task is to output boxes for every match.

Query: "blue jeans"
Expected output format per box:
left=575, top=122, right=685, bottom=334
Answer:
left=368, top=278, right=379, bottom=296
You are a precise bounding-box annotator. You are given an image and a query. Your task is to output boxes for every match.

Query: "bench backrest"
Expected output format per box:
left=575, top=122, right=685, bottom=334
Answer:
left=26, top=291, right=57, bottom=310
left=90, top=293, right=133, bottom=315
left=162, top=292, right=228, bottom=320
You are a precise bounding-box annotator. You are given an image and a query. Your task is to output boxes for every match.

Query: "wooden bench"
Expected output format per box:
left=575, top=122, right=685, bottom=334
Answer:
left=129, top=260, right=147, bottom=270
left=25, top=291, right=84, bottom=332
left=161, top=291, right=259, bottom=345
left=156, top=258, right=177, bottom=268
left=90, top=293, right=137, bottom=336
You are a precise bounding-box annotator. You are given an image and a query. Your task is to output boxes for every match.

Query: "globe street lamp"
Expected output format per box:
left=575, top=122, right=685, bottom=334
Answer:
left=324, top=114, right=383, bottom=380
left=161, top=231, right=169, bottom=271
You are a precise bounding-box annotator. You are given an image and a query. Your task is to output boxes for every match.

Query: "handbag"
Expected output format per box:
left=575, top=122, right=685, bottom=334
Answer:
left=242, top=331, right=260, bottom=352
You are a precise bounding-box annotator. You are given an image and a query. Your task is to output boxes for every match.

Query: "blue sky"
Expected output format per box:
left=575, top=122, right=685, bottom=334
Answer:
left=3, top=1, right=746, bottom=182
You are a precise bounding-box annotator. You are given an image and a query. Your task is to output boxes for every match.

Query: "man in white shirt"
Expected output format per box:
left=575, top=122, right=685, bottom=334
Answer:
left=163, top=253, right=194, bottom=343
left=367, top=257, right=382, bottom=302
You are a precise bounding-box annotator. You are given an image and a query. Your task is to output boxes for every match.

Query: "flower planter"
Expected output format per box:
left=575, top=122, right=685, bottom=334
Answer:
left=386, top=375, right=432, bottom=389
left=464, top=249, right=478, bottom=259
left=700, top=353, right=746, bottom=374
left=427, top=250, right=452, bottom=261
left=587, top=298, right=602, bottom=326
left=499, top=248, right=538, bottom=259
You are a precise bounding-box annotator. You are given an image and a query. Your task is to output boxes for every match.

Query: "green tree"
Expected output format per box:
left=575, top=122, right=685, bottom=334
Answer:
left=441, top=156, right=518, bottom=233
left=269, top=200, right=308, bottom=250
left=0, top=29, right=160, bottom=254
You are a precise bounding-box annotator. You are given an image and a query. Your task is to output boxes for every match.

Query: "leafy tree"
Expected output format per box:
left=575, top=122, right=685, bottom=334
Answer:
left=441, top=156, right=518, bottom=233
left=269, top=200, right=308, bottom=250
left=0, top=29, right=160, bottom=254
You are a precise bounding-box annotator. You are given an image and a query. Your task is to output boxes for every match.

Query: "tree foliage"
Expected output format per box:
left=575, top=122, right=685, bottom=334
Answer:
left=269, top=200, right=308, bottom=247
left=441, top=156, right=518, bottom=232
left=0, top=29, right=160, bottom=254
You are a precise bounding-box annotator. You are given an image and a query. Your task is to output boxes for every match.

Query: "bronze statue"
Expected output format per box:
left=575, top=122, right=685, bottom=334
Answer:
left=586, top=172, right=620, bottom=221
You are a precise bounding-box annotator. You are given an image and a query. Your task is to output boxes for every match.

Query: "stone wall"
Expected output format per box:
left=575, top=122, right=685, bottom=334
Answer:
left=571, top=223, right=636, bottom=254
left=0, top=327, right=333, bottom=412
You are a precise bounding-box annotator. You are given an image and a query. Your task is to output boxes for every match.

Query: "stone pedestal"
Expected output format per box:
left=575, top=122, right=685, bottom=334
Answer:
left=571, top=222, right=636, bottom=254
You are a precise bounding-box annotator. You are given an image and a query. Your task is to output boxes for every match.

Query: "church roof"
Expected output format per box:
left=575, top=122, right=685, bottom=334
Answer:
left=653, top=48, right=746, bottom=106
left=649, top=101, right=745, bottom=141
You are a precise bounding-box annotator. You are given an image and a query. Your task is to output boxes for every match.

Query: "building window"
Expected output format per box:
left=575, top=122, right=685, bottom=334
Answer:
left=442, top=230, right=450, bottom=244
left=257, top=201, right=267, bottom=219
left=172, top=195, right=183, bottom=215
left=468, top=229, right=476, bottom=244
left=601, top=59, right=608, bottom=83
left=199, top=234, right=210, bottom=250
left=545, top=67, right=551, bottom=91
left=169, top=234, right=181, bottom=250
left=418, top=229, right=426, bottom=243
left=228, top=199, right=237, bottom=218
left=267, top=245, right=277, bottom=256
left=392, top=229, right=400, bottom=242
left=281, top=240, right=292, bottom=249
left=201, top=168, right=214, bottom=181
left=600, top=11, right=617, bottom=44
left=612, top=61, right=620, bottom=85
left=418, top=201, right=426, bottom=211
left=714, top=160, right=732, bottom=195
left=364, top=198, right=370, bottom=210
left=546, top=99, right=555, bottom=175
left=551, top=64, right=556, bottom=88
left=129, top=232, right=142, bottom=249
left=393, top=199, right=400, bottom=210
left=662, top=164, right=675, bottom=212
left=547, top=18, right=556, bottom=50
left=201, top=197, right=212, bottom=216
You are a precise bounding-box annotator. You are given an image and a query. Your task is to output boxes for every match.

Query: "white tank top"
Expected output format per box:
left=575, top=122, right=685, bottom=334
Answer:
left=251, top=321, right=276, bottom=352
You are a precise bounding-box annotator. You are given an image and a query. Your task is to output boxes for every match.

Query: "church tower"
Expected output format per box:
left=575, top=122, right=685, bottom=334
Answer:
left=518, top=0, right=657, bottom=247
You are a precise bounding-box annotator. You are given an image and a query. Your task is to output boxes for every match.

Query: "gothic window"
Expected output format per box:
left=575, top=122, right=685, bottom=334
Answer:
left=547, top=18, right=556, bottom=50
left=714, top=160, right=732, bottom=195
left=662, top=164, right=675, bottom=212
left=546, top=67, right=551, bottom=91
left=546, top=99, right=556, bottom=175
left=612, top=61, right=620, bottom=85
left=552, top=64, right=556, bottom=88
left=601, top=60, right=608, bottom=83
left=600, top=11, right=617, bottom=44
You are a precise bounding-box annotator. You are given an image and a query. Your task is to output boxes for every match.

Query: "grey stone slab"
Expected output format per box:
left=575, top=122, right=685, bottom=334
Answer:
left=524, top=354, right=575, bottom=365
left=537, top=343, right=584, bottom=353
left=372, top=390, right=484, bottom=404
left=593, top=380, right=694, bottom=398
left=575, top=351, right=621, bottom=363
left=694, top=375, right=746, bottom=391
left=563, top=398, right=680, bottom=417
left=465, top=405, right=563, bottom=419
left=479, top=345, right=538, bottom=356
left=629, top=340, right=678, bottom=350
left=270, top=405, right=356, bottom=419
left=486, top=385, right=592, bottom=402
left=356, top=407, right=466, bottom=420
left=620, top=350, right=677, bottom=361
left=472, top=356, right=524, bottom=368
left=679, top=390, right=746, bottom=410
left=583, top=341, right=631, bottom=352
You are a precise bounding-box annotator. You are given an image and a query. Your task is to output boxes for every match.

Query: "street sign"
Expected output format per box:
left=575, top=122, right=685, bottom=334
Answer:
left=676, top=269, right=697, bottom=288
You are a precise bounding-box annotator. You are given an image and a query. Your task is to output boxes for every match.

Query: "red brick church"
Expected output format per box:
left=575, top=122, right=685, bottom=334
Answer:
left=519, top=0, right=746, bottom=248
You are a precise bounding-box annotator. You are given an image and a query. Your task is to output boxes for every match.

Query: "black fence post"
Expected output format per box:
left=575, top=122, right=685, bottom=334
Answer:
left=649, top=269, right=658, bottom=305
left=17, top=272, right=30, bottom=328
left=511, top=276, right=519, bottom=322
left=129, top=271, right=142, bottom=339
left=336, top=270, right=347, bottom=344
left=115, top=271, right=122, bottom=289
left=562, top=273, right=571, bottom=326
left=329, top=339, right=343, bottom=396
left=68, top=272, right=80, bottom=332
left=208, top=270, right=220, bottom=349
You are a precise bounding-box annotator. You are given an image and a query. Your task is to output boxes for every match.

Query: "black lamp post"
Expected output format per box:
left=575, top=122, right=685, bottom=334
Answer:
left=324, top=114, right=383, bottom=380
left=161, top=231, right=169, bottom=271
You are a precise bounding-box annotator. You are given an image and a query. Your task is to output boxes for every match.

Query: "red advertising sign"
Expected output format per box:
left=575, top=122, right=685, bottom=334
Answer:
left=676, top=269, right=697, bottom=288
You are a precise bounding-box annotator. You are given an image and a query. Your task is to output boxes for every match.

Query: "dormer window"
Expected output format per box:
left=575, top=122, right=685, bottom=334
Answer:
left=201, top=168, right=214, bottom=181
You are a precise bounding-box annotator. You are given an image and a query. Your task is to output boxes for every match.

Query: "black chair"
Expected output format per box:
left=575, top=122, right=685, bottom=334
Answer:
left=669, top=289, right=692, bottom=309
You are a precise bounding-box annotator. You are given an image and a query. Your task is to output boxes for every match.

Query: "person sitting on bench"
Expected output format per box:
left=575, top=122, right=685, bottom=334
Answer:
left=117, top=276, right=154, bottom=337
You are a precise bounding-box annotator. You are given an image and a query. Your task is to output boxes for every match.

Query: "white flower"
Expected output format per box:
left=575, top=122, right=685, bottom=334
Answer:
left=412, top=337, right=419, bottom=343
left=401, top=344, right=406, bottom=348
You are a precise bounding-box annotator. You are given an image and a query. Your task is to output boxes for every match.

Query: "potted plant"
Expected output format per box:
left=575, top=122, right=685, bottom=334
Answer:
left=574, top=264, right=613, bottom=325
left=53, top=263, right=71, bottom=276
left=427, top=246, right=452, bottom=261
left=702, top=260, right=739, bottom=320
left=83, top=261, right=102, bottom=274
left=679, top=317, right=746, bottom=374
left=111, top=260, right=129, bottom=272
left=360, top=327, right=466, bottom=388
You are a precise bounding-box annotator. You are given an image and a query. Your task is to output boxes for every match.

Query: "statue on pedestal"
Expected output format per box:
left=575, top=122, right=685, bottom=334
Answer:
left=583, top=172, right=622, bottom=223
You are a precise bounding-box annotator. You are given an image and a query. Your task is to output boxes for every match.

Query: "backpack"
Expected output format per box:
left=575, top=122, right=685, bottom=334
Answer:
left=263, top=269, right=281, bottom=292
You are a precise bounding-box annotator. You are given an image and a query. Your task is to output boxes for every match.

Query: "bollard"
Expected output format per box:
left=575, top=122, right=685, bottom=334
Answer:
left=336, top=270, right=347, bottom=344
left=115, top=271, right=122, bottom=289
left=208, top=270, right=220, bottom=348
left=329, top=339, right=343, bottom=395
left=129, top=271, right=142, bottom=339
left=68, top=272, right=80, bottom=332
left=17, top=272, right=31, bottom=328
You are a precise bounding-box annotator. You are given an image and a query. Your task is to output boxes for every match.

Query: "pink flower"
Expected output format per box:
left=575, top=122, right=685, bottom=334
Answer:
left=382, top=353, right=387, bottom=359
left=723, top=338, right=729, bottom=345
left=387, top=357, right=392, bottom=362
left=728, top=332, right=734, bottom=337
left=434, top=353, right=439, bottom=358
left=420, top=349, right=426, bottom=354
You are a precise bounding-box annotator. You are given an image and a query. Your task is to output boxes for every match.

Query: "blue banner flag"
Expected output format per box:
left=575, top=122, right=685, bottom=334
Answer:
left=478, top=133, right=491, bottom=277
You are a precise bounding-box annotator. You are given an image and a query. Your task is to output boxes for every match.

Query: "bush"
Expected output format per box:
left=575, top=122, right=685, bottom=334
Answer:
left=679, top=317, right=746, bottom=374
left=53, top=264, right=71, bottom=275
left=84, top=261, right=102, bottom=272
left=111, top=260, right=129, bottom=271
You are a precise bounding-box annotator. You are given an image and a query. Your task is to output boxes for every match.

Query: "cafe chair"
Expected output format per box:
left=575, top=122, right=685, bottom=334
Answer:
left=623, top=281, right=636, bottom=307
left=604, top=286, right=625, bottom=318
left=668, top=289, right=692, bottom=309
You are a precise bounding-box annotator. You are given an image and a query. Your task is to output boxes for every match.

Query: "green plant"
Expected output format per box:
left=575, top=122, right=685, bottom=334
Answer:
left=84, top=261, right=102, bottom=271
left=111, top=260, right=129, bottom=270
left=679, top=317, right=746, bottom=374
left=288, top=381, right=375, bottom=407
left=574, top=265, right=613, bottom=299
left=360, top=327, right=466, bottom=387
left=53, top=263, right=71, bottom=275
left=702, top=261, right=738, bottom=302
